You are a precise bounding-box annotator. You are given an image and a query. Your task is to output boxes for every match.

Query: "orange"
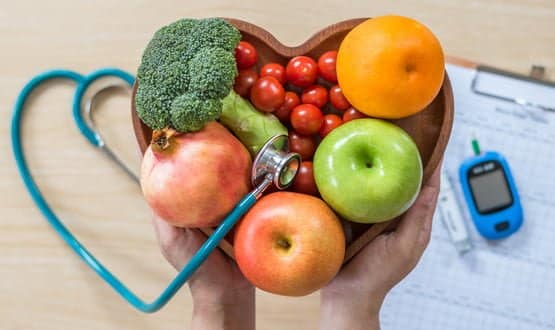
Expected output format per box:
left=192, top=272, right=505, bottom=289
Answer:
left=337, top=15, right=445, bottom=119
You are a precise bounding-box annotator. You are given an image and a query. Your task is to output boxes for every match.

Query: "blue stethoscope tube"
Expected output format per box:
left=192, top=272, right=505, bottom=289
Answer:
left=11, top=68, right=257, bottom=313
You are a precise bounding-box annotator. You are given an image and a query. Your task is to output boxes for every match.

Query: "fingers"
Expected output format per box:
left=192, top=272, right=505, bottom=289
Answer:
left=416, top=166, right=441, bottom=246
left=151, top=213, right=231, bottom=273
left=151, top=214, right=200, bottom=270
left=424, top=162, right=441, bottom=191
left=151, top=213, right=185, bottom=251
left=391, top=164, right=442, bottom=255
left=151, top=213, right=181, bottom=243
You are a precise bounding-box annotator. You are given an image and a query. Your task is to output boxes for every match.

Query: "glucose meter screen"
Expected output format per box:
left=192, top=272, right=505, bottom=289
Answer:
left=469, top=169, right=513, bottom=214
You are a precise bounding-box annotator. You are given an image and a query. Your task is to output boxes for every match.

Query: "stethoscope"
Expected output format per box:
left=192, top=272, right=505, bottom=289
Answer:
left=11, top=68, right=301, bottom=313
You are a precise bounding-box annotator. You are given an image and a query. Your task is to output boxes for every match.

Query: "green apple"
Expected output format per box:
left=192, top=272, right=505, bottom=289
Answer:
left=313, top=118, right=422, bottom=223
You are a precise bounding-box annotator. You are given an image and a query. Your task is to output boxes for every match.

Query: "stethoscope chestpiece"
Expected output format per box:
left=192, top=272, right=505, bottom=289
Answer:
left=251, top=134, right=301, bottom=193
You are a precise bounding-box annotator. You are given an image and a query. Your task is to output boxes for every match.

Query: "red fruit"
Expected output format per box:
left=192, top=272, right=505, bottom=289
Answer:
left=289, top=132, right=317, bottom=161
left=140, top=123, right=251, bottom=228
left=290, top=104, right=324, bottom=135
left=292, top=161, right=319, bottom=196
left=234, top=69, right=258, bottom=97
left=250, top=76, right=285, bottom=112
left=329, top=85, right=351, bottom=111
left=260, top=63, right=286, bottom=84
left=274, top=91, right=300, bottom=122
left=235, top=41, right=258, bottom=69
left=301, top=85, right=328, bottom=108
left=317, top=51, right=338, bottom=82
left=319, top=114, right=343, bottom=138
left=286, top=56, right=318, bottom=87
left=342, top=107, right=368, bottom=122
left=234, top=192, right=345, bottom=296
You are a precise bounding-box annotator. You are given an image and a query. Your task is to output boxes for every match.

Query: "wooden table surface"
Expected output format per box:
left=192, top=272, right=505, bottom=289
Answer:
left=1, top=1, right=553, bottom=329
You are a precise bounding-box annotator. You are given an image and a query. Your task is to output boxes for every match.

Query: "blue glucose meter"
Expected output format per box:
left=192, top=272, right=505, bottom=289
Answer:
left=459, top=142, right=523, bottom=239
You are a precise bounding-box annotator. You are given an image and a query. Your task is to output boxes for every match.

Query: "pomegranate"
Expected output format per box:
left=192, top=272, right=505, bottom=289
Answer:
left=140, top=122, right=252, bottom=228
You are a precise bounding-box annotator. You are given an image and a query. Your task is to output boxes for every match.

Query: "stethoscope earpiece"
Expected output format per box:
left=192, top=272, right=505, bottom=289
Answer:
left=83, top=83, right=139, bottom=183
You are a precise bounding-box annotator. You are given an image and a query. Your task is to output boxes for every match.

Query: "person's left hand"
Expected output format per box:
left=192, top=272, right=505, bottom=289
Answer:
left=319, top=164, right=441, bottom=330
left=152, top=215, right=254, bottom=330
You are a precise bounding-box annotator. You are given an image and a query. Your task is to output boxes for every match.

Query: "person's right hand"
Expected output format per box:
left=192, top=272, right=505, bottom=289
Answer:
left=319, top=165, right=441, bottom=330
left=152, top=215, right=255, bottom=330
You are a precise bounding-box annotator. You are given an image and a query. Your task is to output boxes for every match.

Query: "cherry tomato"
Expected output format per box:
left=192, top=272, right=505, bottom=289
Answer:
left=319, top=114, right=343, bottom=138
left=286, top=56, right=318, bottom=88
left=317, top=51, right=338, bottom=83
left=343, top=107, right=368, bottom=122
left=301, top=85, right=328, bottom=108
left=235, top=41, right=258, bottom=69
left=234, top=69, right=258, bottom=97
left=273, top=91, right=300, bottom=122
left=328, top=85, right=351, bottom=111
left=290, top=104, right=324, bottom=135
left=250, top=76, right=285, bottom=112
left=260, top=63, right=286, bottom=84
left=292, top=161, right=319, bottom=196
left=288, top=132, right=317, bottom=161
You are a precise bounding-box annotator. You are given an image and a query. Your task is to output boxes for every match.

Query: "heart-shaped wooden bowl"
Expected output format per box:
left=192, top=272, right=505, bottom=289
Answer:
left=131, top=18, right=454, bottom=263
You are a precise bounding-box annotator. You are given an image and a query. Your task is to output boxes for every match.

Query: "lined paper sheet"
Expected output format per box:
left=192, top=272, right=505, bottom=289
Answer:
left=380, top=64, right=555, bottom=330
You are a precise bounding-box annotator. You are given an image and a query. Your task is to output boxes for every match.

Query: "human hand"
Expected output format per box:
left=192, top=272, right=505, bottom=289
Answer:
left=152, top=216, right=254, bottom=330
left=319, top=165, right=441, bottom=330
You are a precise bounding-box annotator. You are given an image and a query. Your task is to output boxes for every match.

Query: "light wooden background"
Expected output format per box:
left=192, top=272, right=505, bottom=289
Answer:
left=1, top=1, right=554, bottom=329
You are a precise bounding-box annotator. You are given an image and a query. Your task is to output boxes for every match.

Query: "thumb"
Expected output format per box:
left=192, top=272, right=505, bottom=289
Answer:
left=391, top=164, right=441, bottom=253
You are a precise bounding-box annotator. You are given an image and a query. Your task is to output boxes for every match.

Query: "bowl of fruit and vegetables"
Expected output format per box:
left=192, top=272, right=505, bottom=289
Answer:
left=131, top=16, right=453, bottom=297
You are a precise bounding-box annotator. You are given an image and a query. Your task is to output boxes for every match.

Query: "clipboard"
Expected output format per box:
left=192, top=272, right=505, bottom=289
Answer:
left=446, top=55, right=555, bottom=112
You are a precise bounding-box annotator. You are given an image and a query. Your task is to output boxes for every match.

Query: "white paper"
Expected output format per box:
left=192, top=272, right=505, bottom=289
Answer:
left=380, top=64, right=555, bottom=330
left=473, top=69, right=555, bottom=110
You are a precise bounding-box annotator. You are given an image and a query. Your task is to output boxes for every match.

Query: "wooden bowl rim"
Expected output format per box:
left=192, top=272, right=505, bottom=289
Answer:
left=225, top=17, right=366, bottom=56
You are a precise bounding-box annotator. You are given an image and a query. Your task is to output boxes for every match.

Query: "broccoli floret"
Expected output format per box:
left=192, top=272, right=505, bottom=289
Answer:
left=138, top=61, right=189, bottom=95
left=170, top=93, right=222, bottom=132
left=138, top=18, right=198, bottom=70
left=135, top=83, right=172, bottom=130
left=135, top=17, right=240, bottom=133
left=184, top=18, right=241, bottom=57
left=188, top=48, right=238, bottom=99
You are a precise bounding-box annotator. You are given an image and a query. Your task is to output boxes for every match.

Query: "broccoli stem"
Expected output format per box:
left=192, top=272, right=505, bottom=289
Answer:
left=220, top=90, right=288, bottom=156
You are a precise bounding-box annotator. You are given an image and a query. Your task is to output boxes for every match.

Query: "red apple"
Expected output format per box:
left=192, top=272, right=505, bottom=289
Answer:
left=234, top=192, right=345, bottom=296
left=140, top=122, right=251, bottom=228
